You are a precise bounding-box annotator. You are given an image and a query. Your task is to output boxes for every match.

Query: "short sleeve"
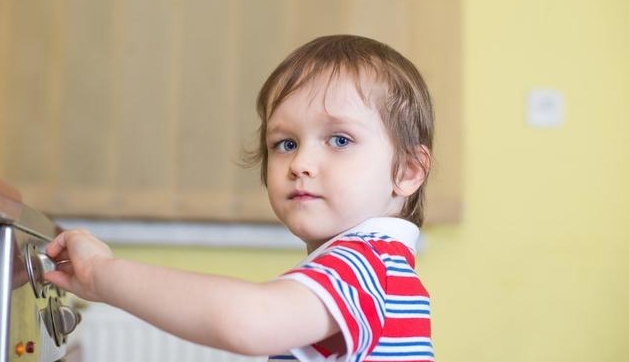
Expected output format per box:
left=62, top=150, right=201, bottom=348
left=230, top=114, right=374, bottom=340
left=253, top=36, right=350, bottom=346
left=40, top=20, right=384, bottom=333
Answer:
left=279, top=240, right=388, bottom=362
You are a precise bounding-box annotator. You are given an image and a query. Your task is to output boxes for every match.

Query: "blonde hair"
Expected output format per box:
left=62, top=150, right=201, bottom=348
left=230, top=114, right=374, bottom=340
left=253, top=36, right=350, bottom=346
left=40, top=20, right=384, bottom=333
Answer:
left=246, top=35, right=434, bottom=227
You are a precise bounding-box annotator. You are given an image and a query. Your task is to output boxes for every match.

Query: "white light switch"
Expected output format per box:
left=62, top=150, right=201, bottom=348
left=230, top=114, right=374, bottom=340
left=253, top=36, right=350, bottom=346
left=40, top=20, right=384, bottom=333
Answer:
left=527, top=89, right=564, bottom=127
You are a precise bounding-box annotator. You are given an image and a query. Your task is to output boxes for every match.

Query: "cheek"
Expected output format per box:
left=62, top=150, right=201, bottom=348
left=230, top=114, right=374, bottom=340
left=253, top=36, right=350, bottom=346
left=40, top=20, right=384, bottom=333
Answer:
left=328, top=163, right=393, bottom=205
left=266, top=169, right=280, bottom=195
left=266, top=181, right=283, bottom=216
left=339, top=152, right=395, bottom=190
left=266, top=157, right=281, bottom=182
left=266, top=160, right=285, bottom=201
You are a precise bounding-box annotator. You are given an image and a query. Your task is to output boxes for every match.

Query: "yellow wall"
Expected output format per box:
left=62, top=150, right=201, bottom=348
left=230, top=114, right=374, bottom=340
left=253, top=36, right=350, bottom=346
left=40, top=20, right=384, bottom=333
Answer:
left=113, top=0, right=629, bottom=360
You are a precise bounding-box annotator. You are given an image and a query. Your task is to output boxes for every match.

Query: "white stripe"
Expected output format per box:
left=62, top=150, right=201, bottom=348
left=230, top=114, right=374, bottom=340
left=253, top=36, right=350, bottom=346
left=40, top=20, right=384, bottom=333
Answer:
left=372, top=345, right=434, bottom=353
left=369, top=338, right=434, bottom=362
left=378, top=337, right=432, bottom=343
left=385, top=295, right=430, bottom=317
left=385, top=312, right=431, bottom=319
left=386, top=264, right=415, bottom=272
left=340, top=235, right=370, bottom=243
left=386, top=305, right=430, bottom=312
left=386, top=269, right=417, bottom=277
left=386, top=304, right=430, bottom=311
left=381, top=254, right=408, bottom=263
left=366, top=355, right=434, bottom=362
left=386, top=295, right=430, bottom=303
left=386, top=303, right=430, bottom=312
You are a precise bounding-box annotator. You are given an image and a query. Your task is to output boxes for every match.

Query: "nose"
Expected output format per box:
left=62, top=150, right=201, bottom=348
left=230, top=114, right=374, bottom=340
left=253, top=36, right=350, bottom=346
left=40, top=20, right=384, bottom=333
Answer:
left=289, top=144, right=318, bottom=179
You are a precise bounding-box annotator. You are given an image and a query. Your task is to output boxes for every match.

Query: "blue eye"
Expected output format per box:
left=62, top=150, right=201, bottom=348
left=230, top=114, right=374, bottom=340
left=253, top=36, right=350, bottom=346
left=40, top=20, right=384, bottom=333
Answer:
left=329, top=135, right=352, bottom=148
left=276, top=139, right=297, bottom=152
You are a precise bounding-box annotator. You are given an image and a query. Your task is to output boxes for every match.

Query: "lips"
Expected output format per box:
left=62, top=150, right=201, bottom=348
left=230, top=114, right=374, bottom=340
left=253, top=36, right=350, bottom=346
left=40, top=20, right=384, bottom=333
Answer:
left=289, top=191, right=321, bottom=200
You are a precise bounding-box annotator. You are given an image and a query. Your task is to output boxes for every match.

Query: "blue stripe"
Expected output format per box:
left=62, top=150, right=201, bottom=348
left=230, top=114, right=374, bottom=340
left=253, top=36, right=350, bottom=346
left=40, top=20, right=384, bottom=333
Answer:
left=370, top=351, right=435, bottom=357
left=344, top=232, right=391, bottom=241
left=387, top=299, right=430, bottom=305
left=268, top=355, right=298, bottom=360
left=386, top=266, right=415, bottom=273
left=378, top=341, right=433, bottom=347
left=386, top=308, right=430, bottom=315
left=382, top=257, right=407, bottom=264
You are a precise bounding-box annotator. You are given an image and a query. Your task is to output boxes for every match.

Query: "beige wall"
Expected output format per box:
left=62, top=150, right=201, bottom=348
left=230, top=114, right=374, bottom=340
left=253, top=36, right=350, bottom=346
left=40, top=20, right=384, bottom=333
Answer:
left=114, top=0, right=629, bottom=360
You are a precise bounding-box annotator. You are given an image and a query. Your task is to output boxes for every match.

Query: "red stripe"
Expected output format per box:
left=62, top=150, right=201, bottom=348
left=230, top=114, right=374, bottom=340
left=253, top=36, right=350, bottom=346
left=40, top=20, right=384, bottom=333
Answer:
left=387, top=276, right=430, bottom=297
left=382, top=318, right=431, bottom=337
left=312, top=344, right=332, bottom=357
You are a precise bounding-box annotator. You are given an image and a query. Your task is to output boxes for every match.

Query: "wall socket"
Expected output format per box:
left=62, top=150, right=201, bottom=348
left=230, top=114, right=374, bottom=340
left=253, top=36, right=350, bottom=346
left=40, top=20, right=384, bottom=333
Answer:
left=527, top=89, right=564, bottom=128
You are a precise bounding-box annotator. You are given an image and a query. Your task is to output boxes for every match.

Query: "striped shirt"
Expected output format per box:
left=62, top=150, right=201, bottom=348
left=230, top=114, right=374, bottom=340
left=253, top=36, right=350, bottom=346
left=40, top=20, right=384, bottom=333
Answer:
left=270, top=218, right=433, bottom=362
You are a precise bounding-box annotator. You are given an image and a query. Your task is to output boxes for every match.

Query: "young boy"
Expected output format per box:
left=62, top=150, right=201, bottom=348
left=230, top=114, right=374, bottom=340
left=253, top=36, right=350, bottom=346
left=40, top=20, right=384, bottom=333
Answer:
left=45, top=35, right=435, bottom=362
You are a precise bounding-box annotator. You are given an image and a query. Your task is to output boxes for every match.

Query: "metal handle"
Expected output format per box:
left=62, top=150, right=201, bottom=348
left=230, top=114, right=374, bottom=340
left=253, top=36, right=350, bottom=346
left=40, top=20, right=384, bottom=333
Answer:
left=24, top=244, right=70, bottom=298
left=37, top=252, right=58, bottom=274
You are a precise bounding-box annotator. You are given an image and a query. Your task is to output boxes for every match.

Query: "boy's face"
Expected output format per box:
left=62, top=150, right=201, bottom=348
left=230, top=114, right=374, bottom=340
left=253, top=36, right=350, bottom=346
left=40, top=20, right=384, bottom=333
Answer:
left=265, top=74, right=405, bottom=250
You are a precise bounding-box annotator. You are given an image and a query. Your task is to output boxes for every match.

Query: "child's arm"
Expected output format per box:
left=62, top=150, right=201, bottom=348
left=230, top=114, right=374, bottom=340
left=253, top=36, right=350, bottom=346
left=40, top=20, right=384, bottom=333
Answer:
left=44, top=230, right=339, bottom=356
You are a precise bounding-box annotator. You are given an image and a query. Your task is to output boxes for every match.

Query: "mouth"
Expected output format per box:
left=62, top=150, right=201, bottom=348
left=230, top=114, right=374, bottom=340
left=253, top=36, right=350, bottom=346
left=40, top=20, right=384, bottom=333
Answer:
left=288, top=191, right=321, bottom=201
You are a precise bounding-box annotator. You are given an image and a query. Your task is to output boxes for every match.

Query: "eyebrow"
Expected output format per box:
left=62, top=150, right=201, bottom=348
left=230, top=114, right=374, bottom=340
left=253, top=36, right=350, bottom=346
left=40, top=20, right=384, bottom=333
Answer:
left=266, top=122, right=288, bottom=136
left=268, top=112, right=370, bottom=132
left=323, top=113, right=374, bottom=132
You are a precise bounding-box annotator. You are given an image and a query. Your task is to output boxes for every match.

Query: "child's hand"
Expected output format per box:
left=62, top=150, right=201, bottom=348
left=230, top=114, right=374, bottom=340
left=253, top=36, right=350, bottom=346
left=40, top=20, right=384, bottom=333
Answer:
left=44, top=229, right=113, bottom=302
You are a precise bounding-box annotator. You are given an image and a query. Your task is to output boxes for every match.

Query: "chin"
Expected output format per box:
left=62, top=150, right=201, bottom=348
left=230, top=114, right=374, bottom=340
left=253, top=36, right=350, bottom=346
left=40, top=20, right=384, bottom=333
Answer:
left=288, top=223, right=324, bottom=240
left=275, top=207, right=362, bottom=245
left=285, top=219, right=332, bottom=245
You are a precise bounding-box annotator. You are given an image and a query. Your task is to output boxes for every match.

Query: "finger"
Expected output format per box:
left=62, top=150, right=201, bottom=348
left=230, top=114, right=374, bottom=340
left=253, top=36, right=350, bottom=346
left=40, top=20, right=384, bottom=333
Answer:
left=75, top=228, right=92, bottom=235
left=46, top=229, right=91, bottom=257
left=44, top=270, right=74, bottom=292
left=51, top=250, right=71, bottom=263
left=46, top=231, right=70, bottom=258
left=55, top=260, right=74, bottom=274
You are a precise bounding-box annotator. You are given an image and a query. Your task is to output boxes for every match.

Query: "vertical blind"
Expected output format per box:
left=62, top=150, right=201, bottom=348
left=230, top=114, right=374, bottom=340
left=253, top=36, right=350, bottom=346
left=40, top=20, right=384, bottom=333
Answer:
left=0, top=0, right=461, bottom=224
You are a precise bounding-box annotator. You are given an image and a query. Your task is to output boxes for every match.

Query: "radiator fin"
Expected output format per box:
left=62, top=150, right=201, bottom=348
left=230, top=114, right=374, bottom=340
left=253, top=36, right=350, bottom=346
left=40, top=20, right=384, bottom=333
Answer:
left=79, top=303, right=266, bottom=362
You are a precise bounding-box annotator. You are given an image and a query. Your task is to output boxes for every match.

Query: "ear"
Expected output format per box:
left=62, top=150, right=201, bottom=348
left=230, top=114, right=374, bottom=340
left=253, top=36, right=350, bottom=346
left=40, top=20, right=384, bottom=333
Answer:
left=393, top=145, right=431, bottom=197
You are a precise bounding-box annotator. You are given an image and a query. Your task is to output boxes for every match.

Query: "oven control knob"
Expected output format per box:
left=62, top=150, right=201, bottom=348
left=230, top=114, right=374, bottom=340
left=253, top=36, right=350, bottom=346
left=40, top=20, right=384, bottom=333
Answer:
left=56, top=305, right=82, bottom=335
left=24, top=243, right=71, bottom=298
left=45, top=297, right=82, bottom=346
left=24, top=244, right=55, bottom=298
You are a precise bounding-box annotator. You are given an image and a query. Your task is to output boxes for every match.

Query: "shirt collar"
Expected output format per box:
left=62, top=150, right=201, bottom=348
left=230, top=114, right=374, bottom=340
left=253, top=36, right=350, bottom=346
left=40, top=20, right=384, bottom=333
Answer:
left=305, top=217, right=420, bottom=262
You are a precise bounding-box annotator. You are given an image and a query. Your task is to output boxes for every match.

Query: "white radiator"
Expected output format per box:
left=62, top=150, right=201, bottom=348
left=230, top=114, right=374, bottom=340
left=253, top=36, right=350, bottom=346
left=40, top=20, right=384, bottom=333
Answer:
left=77, top=303, right=267, bottom=362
